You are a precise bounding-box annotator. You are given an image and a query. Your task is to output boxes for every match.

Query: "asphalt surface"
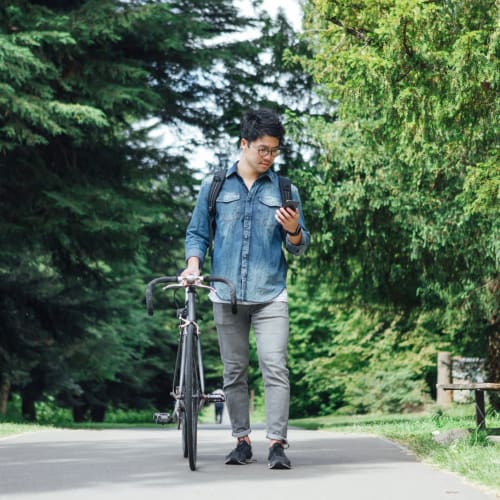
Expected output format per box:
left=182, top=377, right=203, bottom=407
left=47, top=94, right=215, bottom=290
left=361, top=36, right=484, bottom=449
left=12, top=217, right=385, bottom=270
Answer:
left=0, top=424, right=496, bottom=500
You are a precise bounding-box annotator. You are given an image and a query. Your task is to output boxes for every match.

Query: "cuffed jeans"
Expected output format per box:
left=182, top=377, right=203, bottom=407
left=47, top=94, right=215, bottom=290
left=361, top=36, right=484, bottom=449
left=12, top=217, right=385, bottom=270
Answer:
left=213, top=301, right=290, bottom=442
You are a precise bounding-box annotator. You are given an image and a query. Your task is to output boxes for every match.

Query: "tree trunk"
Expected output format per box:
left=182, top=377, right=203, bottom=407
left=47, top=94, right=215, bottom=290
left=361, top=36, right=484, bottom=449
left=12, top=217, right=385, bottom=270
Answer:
left=487, top=321, right=499, bottom=410
left=21, top=393, right=37, bottom=421
left=487, top=278, right=500, bottom=410
left=72, top=404, right=89, bottom=423
left=90, top=405, right=107, bottom=422
left=20, top=372, right=45, bottom=421
left=0, top=374, right=11, bottom=416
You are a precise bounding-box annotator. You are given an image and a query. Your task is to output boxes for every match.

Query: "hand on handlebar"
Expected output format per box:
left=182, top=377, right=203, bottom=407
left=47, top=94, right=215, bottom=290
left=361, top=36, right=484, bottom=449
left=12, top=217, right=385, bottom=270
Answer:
left=180, top=270, right=200, bottom=284
left=181, top=257, right=201, bottom=283
left=181, top=274, right=201, bottom=286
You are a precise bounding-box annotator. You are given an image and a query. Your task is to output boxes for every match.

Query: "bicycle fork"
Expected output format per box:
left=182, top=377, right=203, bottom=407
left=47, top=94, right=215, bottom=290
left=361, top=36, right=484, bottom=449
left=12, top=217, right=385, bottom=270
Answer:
left=155, top=332, right=225, bottom=426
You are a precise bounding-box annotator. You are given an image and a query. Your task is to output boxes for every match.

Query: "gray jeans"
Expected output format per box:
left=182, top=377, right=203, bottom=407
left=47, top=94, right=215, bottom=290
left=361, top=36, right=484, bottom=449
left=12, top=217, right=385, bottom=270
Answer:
left=213, top=301, right=290, bottom=442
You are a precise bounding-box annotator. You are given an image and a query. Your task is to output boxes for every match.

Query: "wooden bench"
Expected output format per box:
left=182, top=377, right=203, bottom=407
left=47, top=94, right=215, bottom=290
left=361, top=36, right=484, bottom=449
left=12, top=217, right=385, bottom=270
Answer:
left=436, top=383, right=500, bottom=429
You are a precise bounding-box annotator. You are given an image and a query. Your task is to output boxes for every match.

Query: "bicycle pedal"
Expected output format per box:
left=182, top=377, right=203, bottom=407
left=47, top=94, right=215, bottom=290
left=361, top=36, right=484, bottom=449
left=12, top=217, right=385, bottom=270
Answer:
left=153, top=412, right=173, bottom=424
left=205, top=393, right=226, bottom=403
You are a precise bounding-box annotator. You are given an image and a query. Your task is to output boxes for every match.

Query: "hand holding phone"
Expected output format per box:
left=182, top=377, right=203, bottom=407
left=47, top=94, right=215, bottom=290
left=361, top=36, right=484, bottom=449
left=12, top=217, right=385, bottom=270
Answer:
left=283, top=200, right=298, bottom=211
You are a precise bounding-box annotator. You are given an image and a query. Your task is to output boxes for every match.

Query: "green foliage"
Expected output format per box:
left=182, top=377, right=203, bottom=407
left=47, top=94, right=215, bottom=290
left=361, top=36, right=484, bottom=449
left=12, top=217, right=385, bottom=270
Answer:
left=5, top=0, right=497, bottom=425
left=288, top=271, right=447, bottom=416
left=0, top=0, right=305, bottom=421
left=344, top=368, right=429, bottom=414
left=287, top=0, right=499, bottom=409
left=295, top=0, right=498, bottom=294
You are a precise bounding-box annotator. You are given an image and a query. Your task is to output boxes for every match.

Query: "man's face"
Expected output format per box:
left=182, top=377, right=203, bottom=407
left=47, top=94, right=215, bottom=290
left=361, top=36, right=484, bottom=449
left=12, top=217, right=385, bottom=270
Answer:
left=240, top=135, right=281, bottom=175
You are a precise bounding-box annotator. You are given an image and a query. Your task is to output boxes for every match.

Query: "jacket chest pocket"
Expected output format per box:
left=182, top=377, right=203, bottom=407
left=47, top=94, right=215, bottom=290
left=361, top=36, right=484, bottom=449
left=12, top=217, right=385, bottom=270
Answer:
left=257, top=195, right=281, bottom=228
left=216, top=192, right=240, bottom=222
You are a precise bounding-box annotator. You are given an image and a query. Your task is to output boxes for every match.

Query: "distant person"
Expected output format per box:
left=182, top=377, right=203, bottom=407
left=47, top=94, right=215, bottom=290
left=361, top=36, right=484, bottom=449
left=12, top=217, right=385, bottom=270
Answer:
left=213, top=387, right=225, bottom=424
left=182, top=108, right=310, bottom=469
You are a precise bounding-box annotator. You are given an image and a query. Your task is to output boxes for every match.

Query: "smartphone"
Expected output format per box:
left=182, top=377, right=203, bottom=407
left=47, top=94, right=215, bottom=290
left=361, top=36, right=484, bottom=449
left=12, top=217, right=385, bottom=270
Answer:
left=283, top=200, right=299, bottom=210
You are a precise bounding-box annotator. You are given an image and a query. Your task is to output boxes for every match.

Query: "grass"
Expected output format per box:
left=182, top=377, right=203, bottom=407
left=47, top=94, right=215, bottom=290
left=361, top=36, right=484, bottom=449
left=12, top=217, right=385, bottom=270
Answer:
left=0, top=422, right=54, bottom=438
left=290, top=404, right=500, bottom=494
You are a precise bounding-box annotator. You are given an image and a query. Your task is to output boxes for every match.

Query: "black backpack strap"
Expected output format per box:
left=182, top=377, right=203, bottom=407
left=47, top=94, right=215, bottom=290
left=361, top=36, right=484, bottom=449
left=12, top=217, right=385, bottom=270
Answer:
left=208, top=169, right=227, bottom=256
left=279, top=175, right=292, bottom=203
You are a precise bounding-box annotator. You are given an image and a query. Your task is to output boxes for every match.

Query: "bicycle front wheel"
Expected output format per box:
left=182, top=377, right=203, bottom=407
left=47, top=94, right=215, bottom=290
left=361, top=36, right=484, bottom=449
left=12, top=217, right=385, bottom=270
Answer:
left=184, top=324, right=200, bottom=471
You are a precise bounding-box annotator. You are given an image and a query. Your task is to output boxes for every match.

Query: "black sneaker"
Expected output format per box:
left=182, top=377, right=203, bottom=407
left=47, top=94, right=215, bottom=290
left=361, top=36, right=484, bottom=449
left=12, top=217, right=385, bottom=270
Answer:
left=224, top=439, right=253, bottom=465
left=268, top=442, right=291, bottom=469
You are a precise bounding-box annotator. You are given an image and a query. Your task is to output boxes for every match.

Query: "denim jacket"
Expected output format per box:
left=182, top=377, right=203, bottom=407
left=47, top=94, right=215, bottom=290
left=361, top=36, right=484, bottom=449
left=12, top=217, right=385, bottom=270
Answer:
left=185, top=162, right=310, bottom=303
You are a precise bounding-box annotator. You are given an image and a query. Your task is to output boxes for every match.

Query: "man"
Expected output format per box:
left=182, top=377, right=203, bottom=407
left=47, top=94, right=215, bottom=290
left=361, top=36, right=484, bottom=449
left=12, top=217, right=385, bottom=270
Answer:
left=182, top=108, right=310, bottom=469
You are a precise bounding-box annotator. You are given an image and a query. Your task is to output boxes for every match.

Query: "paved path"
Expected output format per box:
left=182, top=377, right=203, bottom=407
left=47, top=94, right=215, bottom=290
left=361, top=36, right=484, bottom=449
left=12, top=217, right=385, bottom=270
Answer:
left=0, top=425, right=496, bottom=500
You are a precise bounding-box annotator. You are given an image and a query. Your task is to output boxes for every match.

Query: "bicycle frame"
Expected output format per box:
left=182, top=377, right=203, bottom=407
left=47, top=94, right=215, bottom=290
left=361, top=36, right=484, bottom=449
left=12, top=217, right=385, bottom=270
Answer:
left=146, top=274, right=236, bottom=470
left=171, top=285, right=205, bottom=421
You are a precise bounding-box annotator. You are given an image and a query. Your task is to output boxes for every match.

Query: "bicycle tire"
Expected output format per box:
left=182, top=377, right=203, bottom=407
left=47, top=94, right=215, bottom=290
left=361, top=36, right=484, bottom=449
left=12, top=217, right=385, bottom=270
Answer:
left=180, top=411, right=188, bottom=458
left=173, top=342, right=188, bottom=459
left=184, top=323, right=200, bottom=471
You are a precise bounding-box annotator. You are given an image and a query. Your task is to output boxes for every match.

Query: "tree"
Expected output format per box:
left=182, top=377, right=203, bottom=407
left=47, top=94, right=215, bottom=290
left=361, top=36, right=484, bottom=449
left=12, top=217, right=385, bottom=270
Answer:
left=0, top=0, right=309, bottom=420
left=288, top=0, right=499, bottom=409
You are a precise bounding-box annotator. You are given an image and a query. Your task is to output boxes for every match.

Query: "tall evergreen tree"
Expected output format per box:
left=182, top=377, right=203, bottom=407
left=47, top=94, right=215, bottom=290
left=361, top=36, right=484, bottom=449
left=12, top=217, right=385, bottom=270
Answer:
left=0, top=0, right=308, bottom=419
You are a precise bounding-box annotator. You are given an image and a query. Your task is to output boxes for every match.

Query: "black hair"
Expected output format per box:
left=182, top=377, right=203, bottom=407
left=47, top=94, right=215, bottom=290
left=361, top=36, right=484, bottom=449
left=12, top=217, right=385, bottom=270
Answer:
left=240, top=108, right=285, bottom=144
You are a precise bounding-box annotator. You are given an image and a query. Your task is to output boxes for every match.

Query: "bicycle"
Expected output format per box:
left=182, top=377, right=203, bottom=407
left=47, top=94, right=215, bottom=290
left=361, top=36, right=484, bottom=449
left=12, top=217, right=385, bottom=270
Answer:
left=145, top=274, right=236, bottom=471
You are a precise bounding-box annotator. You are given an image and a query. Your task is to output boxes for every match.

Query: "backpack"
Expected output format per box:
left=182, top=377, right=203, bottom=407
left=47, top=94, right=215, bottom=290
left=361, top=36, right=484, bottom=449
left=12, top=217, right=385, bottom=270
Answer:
left=207, top=168, right=292, bottom=255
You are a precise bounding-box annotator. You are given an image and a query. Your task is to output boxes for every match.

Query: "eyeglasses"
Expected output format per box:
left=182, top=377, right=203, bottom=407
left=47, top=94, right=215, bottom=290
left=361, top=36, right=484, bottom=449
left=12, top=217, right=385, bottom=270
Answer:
left=248, top=144, right=282, bottom=158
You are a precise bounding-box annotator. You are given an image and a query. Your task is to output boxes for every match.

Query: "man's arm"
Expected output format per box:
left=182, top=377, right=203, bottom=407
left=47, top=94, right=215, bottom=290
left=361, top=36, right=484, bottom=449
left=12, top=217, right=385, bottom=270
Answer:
left=183, top=177, right=212, bottom=273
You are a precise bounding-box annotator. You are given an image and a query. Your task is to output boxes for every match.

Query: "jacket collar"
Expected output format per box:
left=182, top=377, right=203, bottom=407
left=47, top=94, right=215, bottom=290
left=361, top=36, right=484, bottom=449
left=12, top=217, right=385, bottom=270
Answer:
left=228, top=161, right=275, bottom=183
